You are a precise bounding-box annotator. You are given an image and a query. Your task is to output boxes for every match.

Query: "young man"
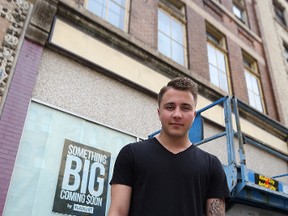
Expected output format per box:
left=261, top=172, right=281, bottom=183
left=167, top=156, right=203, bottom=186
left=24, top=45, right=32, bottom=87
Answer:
left=108, top=77, right=230, bottom=216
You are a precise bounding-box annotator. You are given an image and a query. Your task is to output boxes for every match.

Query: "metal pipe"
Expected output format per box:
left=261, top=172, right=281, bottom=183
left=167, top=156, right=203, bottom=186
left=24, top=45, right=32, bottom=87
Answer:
left=196, top=96, right=227, bottom=113
left=194, top=131, right=227, bottom=146
left=224, top=97, right=236, bottom=165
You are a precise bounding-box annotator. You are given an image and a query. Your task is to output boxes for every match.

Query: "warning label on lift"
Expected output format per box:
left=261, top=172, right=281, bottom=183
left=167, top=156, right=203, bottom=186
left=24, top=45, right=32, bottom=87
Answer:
left=254, top=174, right=279, bottom=191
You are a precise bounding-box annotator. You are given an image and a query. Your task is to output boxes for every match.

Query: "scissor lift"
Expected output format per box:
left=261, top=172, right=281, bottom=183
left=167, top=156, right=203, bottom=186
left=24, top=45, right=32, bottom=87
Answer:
left=149, top=96, right=288, bottom=213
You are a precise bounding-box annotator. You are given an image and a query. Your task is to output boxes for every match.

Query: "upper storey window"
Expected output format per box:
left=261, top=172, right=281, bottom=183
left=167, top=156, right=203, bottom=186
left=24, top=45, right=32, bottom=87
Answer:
left=206, top=23, right=230, bottom=93
left=283, top=42, right=288, bottom=62
left=232, top=0, right=248, bottom=25
left=158, top=1, right=187, bottom=66
left=233, top=4, right=242, bottom=19
left=243, top=52, right=264, bottom=112
left=85, top=0, right=129, bottom=31
left=273, top=0, right=287, bottom=26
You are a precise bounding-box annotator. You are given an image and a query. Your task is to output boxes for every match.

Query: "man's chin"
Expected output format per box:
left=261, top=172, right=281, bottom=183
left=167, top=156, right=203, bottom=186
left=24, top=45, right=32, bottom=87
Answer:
left=166, top=131, right=187, bottom=138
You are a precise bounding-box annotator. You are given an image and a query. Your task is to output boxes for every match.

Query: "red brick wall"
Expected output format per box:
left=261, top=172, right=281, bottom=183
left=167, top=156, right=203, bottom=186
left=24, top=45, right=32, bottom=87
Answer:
left=129, top=0, right=158, bottom=49
left=186, top=6, right=209, bottom=79
left=246, top=0, right=260, bottom=35
left=0, top=40, right=43, bottom=214
left=226, top=38, right=247, bottom=100
left=258, top=63, right=279, bottom=119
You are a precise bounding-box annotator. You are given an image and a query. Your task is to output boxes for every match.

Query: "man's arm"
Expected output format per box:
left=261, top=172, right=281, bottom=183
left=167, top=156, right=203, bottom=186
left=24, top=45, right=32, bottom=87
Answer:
left=206, top=198, right=225, bottom=216
left=108, top=184, right=132, bottom=216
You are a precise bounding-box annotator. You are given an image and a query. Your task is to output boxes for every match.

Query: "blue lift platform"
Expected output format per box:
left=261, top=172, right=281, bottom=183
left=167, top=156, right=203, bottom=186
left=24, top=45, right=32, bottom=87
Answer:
left=149, top=96, right=288, bottom=213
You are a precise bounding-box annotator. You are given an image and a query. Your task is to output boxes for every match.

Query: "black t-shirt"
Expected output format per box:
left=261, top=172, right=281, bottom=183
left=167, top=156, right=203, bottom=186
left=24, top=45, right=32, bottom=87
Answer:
left=110, top=138, right=230, bottom=216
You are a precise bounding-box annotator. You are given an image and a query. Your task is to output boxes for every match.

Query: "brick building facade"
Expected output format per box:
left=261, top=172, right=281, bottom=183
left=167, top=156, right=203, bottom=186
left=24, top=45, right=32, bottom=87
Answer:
left=0, top=0, right=287, bottom=215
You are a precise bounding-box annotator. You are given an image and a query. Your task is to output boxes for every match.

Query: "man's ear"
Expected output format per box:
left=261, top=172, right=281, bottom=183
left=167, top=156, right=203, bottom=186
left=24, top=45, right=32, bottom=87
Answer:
left=192, top=109, right=196, bottom=121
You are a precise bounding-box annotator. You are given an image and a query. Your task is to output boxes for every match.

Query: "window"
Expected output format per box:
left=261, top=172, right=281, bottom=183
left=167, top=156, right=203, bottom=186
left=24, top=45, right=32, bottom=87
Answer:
left=233, top=4, right=242, bottom=19
left=158, top=6, right=186, bottom=66
left=232, top=0, right=248, bottom=25
left=273, top=0, right=287, bottom=26
left=243, top=52, right=264, bottom=112
left=85, top=0, right=128, bottom=30
left=283, top=42, right=288, bottom=62
left=206, top=23, right=230, bottom=92
left=3, top=102, right=137, bottom=215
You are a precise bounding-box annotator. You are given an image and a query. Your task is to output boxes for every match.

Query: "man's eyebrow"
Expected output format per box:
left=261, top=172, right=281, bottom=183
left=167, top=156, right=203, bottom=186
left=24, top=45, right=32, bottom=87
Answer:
left=163, top=102, right=193, bottom=107
left=163, top=102, right=175, bottom=106
left=181, top=103, right=193, bottom=107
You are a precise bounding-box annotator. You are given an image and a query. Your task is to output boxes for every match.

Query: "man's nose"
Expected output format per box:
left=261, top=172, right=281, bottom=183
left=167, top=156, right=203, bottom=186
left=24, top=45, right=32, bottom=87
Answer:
left=172, top=107, right=182, bottom=118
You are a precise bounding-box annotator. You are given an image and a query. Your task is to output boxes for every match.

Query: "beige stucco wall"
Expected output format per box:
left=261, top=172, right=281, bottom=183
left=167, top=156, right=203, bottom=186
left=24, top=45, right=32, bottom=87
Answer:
left=245, top=144, right=287, bottom=183
left=199, top=123, right=287, bottom=183
left=32, top=49, right=161, bottom=139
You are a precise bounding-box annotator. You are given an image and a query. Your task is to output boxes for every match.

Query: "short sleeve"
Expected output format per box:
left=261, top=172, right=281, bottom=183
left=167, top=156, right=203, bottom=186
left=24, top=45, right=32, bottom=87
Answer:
left=110, top=144, right=134, bottom=187
left=207, top=156, right=230, bottom=199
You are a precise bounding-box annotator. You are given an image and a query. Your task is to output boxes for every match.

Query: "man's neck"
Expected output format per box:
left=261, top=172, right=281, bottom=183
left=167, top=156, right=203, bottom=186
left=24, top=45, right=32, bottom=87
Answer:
left=156, top=133, right=192, bottom=154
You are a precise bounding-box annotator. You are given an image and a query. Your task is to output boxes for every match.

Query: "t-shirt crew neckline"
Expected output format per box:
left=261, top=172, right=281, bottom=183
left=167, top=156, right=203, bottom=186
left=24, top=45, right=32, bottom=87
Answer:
left=152, top=137, right=195, bottom=156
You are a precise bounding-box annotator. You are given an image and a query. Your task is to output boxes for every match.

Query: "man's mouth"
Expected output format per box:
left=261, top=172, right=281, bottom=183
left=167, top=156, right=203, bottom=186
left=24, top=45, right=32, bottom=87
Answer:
left=170, top=123, right=183, bottom=126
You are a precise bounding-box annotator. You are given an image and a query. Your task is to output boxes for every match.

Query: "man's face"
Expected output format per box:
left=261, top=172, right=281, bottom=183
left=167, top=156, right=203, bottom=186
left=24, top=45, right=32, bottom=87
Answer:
left=158, top=88, right=196, bottom=139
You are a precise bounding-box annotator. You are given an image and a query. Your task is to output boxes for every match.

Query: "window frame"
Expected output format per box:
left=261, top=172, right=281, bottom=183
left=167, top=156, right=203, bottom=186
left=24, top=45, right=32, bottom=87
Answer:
left=232, top=0, right=248, bottom=26
left=273, top=0, right=287, bottom=27
left=206, top=23, right=231, bottom=93
left=242, top=52, right=265, bottom=113
left=157, top=1, right=187, bottom=67
left=283, top=41, right=288, bottom=63
left=84, top=0, right=130, bottom=31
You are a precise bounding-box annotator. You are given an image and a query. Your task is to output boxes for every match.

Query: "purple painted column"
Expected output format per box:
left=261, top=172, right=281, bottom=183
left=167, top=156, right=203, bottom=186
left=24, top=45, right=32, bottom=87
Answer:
left=0, top=39, right=43, bottom=214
